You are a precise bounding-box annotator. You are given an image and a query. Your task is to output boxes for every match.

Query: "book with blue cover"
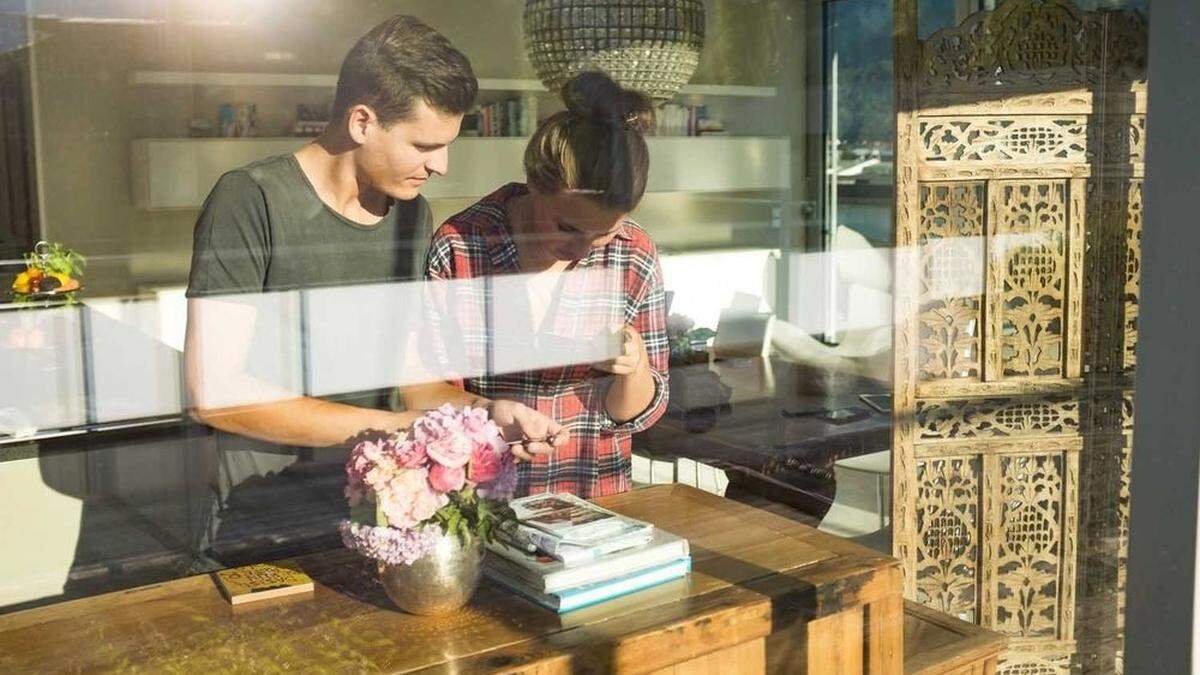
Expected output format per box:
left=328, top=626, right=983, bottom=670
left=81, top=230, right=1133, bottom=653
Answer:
left=485, top=556, right=692, bottom=613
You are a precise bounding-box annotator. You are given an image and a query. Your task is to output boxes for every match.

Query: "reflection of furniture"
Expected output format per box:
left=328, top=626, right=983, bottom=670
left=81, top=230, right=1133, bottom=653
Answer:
left=819, top=450, right=891, bottom=545
left=637, top=357, right=891, bottom=517
left=0, top=485, right=909, bottom=674
left=771, top=226, right=892, bottom=383
left=891, top=1, right=1146, bottom=671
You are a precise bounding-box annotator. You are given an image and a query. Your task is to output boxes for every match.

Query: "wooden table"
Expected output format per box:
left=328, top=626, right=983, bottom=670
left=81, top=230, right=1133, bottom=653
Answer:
left=0, top=485, right=904, bottom=674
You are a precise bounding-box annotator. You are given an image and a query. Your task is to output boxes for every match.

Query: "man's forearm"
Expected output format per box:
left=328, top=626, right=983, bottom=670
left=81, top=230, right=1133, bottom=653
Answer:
left=399, top=380, right=488, bottom=413
left=193, top=397, right=420, bottom=447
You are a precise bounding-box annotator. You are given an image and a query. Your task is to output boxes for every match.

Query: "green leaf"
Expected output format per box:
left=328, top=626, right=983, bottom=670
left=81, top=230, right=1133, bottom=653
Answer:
left=375, top=502, right=389, bottom=528
left=349, top=501, right=374, bottom=525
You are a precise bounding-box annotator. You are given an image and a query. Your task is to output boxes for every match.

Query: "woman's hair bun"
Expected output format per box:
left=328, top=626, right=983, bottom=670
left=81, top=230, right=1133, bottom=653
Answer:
left=561, top=71, right=654, bottom=132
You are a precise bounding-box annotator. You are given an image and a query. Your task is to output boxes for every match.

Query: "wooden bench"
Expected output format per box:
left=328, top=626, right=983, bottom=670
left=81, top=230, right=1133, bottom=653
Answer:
left=905, top=601, right=1006, bottom=675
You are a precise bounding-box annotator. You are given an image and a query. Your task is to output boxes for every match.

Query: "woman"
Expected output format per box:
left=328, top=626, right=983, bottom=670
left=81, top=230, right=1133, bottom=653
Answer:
left=404, top=72, right=669, bottom=498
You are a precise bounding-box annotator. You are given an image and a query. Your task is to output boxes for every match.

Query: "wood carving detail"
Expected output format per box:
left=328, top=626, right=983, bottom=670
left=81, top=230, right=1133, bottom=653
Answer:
left=1084, top=179, right=1142, bottom=377
left=916, top=397, right=1080, bottom=440
left=916, top=457, right=981, bottom=623
left=919, top=183, right=985, bottom=381
left=920, top=0, right=1147, bottom=92
left=897, top=1, right=1145, bottom=671
left=999, top=650, right=1073, bottom=675
left=996, top=455, right=1065, bottom=639
left=1123, top=182, right=1142, bottom=372
left=995, top=181, right=1067, bottom=379
left=921, top=117, right=1087, bottom=163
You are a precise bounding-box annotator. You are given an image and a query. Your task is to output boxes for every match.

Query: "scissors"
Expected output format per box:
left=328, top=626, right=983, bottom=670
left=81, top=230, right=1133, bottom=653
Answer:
left=505, top=422, right=576, bottom=447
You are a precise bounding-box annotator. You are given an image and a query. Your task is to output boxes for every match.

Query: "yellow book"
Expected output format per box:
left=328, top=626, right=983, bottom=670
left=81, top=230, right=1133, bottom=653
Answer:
left=213, top=561, right=315, bottom=606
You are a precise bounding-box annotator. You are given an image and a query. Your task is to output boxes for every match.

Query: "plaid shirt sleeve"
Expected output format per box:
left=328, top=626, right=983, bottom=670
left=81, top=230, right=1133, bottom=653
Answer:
left=413, top=227, right=487, bottom=388
left=595, top=243, right=670, bottom=435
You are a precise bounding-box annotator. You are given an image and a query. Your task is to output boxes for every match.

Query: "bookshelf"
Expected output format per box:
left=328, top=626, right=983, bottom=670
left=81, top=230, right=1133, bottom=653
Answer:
left=130, top=136, right=790, bottom=209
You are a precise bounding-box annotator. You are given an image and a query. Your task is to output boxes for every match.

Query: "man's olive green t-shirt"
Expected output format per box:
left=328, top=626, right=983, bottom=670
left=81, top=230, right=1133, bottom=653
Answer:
left=185, top=153, right=433, bottom=546
left=187, top=153, right=431, bottom=296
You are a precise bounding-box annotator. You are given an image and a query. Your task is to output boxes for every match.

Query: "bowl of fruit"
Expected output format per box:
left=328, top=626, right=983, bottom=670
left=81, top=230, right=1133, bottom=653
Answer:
left=10, top=241, right=85, bottom=304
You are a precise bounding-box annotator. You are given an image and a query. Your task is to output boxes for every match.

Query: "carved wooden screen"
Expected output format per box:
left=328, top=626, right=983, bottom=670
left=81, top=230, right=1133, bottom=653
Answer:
left=891, top=1, right=1146, bottom=673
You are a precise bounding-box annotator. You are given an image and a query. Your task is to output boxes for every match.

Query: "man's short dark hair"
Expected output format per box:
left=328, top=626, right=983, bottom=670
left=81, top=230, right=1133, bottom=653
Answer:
left=332, top=15, right=477, bottom=126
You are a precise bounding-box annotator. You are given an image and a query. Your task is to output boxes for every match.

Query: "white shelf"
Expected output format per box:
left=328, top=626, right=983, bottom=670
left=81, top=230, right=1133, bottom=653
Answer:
left=127, top=71, right=776, bottom=97
left=130, top=136, right=789, bottom=210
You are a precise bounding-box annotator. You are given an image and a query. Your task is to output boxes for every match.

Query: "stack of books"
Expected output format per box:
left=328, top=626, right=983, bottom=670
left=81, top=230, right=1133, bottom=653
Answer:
left=461, top=96, right=537, bottom=137
left=485, top=493, right=691, bottom=613
left=654, top=104, right=728, bottom=137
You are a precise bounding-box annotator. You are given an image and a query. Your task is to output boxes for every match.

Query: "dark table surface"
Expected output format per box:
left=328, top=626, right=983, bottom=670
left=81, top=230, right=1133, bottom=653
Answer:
left=635, top=356, right=893, bottom=516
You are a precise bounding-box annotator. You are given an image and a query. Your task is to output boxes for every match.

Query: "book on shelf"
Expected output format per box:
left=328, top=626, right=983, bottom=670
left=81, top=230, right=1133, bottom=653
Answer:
left=487, top=527, right=689, bottom=593
left=509, top=492, right=652, bottom=547
left=486, top=556, right=692, bottom=613
left=212, top=560, right=314, bottom=606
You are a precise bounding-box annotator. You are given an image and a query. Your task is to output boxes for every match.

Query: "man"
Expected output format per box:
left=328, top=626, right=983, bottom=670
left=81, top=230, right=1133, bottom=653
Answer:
left=185, top=15, right=563, bottom=564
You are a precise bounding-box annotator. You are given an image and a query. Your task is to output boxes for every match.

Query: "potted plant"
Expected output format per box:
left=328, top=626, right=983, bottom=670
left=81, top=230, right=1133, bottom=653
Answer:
left=666, top=314, right=715, bottom=367
left=341, top=404, right=518, bottom=615
left=665, top=314, right=730, bottom=432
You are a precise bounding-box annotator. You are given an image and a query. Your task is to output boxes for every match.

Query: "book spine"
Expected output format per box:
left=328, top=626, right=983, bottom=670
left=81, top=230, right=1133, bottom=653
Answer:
left=557, top=558, right=692, bottom=613
left=511, top=523, right=567, bottom=556
left=507, top=99, right=519, bottom=137
left=508, top=524, right=648, bottom=565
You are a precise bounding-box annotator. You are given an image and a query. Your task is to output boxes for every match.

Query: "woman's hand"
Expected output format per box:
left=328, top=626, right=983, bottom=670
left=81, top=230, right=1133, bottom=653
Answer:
left=487, top=399, right=569, bottom=462
left=592, top=325, right=648, bottom=377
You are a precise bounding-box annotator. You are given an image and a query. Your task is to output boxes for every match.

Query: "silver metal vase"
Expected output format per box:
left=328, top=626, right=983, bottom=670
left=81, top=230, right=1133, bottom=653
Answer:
left=377, top=531, right=484, bottom=616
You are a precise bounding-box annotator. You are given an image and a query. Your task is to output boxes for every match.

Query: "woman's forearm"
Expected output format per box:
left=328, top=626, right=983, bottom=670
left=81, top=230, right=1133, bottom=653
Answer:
left=604, top=361, right=656, bottom=423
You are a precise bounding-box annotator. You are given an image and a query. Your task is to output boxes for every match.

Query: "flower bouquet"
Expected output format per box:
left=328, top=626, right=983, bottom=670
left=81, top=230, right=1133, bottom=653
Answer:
left=341, top=403, right=518, bottom=615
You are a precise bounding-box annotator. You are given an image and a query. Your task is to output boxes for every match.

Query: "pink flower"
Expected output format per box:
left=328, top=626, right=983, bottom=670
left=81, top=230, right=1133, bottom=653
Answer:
left=345, top=438, right=402, bottom=506
left=426, top=433, right=473, bottom=468
left=379, top=468, right=447, bottom=529
left=429, top=463, right=466, bottom=492
left=344, top=405, right=515, bottom=534
left=390, top=439, right=428, bottom=468
left=468, top=445, right=502, bottom=484
left=479, top=456, right=518, bottom=500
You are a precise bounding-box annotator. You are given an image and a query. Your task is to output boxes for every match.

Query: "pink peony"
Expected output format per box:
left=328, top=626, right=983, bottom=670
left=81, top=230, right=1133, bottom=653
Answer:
left=379, top=468, right=447, bottom=529
left=345, top=438, right=401, bottom=507
left=426, top=433, right=473, bottom=468
left=343, top=404, right=517, bottom=545
left=390, top=439, right=428, bottom=468
left=467, top=444, right=502, bottom=484
left=429, top=463, right=466, bottom=492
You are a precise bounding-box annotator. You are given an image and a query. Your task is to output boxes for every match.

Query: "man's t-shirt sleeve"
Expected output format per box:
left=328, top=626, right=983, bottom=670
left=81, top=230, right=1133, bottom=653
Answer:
left=186, top=170, right=271, bottom=298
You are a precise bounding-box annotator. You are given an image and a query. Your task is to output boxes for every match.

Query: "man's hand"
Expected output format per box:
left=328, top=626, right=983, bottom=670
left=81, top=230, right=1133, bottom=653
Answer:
left=487, top=399, right=569, bottom=462
left=592, top=325, right=648, bottom=376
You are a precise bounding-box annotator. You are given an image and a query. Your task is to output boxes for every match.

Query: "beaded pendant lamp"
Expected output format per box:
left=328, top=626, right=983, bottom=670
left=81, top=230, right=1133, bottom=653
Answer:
left=523, top=0, right=706, bottom=103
